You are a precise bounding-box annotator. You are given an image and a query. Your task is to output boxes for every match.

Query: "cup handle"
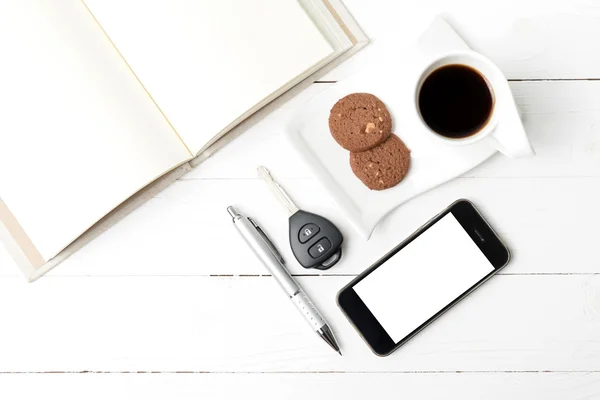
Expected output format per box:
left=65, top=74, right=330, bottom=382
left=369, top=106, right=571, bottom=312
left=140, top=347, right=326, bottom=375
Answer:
left=488, top=69, right=535, bottom=158
left=489, top=122, right=535, bottom=158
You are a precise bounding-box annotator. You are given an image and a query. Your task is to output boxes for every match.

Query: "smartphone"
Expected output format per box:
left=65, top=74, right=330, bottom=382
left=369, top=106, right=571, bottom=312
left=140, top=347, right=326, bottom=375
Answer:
left=337, top=199, right=510, bottom=356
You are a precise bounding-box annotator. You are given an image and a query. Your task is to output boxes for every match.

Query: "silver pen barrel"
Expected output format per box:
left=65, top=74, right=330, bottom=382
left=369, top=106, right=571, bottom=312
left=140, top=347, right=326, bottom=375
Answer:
left=228, top=206, right=298, bottom=296
left=227, top=206, right=341, bottom=355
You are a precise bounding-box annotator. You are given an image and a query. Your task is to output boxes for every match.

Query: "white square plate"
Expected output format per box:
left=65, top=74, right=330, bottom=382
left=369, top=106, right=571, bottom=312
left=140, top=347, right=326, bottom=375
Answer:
left=285, top=17, right=523, bottom=239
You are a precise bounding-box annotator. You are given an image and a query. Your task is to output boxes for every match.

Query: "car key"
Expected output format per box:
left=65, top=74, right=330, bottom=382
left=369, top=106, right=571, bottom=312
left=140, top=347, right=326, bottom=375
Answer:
left=257, top=166, right=343, bottom=270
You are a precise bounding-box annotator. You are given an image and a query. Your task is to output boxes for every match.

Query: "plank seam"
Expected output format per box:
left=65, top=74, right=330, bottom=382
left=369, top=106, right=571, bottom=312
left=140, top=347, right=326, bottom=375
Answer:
left=0, top=273, right=594, bottom=278
left=176, top=176, right=600, bottom=181
left=314, top=78, right=600, bottom=84
left=0, top=370, right=598, bottom=374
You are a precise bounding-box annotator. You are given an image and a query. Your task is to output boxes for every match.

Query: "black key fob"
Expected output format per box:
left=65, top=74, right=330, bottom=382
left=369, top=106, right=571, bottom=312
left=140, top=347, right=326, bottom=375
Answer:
left=289, top=210, right=343, bottom=270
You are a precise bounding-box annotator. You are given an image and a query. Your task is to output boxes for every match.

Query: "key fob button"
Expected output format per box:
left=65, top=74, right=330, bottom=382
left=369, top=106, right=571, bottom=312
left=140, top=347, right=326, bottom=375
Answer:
left=289, top=210, right=343, bottom=270
left=298, top=223, right=320, bottom=243
left=308, top=237, right=331, bottom=259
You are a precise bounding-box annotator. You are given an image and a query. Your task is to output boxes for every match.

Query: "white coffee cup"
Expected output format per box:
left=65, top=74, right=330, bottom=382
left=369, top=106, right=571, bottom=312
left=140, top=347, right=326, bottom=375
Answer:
left=414, top=50, right=534, bottom=158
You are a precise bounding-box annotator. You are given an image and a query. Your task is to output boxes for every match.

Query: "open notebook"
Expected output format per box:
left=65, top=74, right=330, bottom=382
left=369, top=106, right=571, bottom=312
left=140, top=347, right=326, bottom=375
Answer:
left=0, top=0, right=367, bottom=280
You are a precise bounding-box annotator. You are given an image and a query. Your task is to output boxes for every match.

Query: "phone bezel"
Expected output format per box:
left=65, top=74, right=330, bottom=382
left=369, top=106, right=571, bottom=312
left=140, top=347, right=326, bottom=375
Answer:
left=336, top=199, right=510, bottom=357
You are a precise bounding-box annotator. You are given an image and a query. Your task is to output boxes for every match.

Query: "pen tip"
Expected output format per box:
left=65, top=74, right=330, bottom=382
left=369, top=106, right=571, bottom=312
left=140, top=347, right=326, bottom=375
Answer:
left=338, top=350, right=342, bottom=356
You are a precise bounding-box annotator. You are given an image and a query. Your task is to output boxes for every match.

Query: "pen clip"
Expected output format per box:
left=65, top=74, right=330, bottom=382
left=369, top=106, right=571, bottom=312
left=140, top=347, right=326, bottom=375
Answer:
left=248, top=217, right=285, bottom=264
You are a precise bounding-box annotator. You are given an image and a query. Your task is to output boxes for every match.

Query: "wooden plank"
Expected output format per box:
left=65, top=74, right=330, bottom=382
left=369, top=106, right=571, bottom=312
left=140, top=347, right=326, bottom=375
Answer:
left=1, top=372, right=599, bottom=400
left=0, top=275, right=598, bottom=372
left=0, top=176, right=595, bottom=277
left=323, top=0, right=600, bottom=80
left=186, top=81, right=600, bottom=179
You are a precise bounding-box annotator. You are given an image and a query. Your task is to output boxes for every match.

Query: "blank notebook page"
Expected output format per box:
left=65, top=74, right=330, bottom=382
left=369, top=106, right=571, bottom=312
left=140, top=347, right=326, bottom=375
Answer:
left=83, top=0, right=336, bottom=154
left=0, top=0, right=191, bottom=261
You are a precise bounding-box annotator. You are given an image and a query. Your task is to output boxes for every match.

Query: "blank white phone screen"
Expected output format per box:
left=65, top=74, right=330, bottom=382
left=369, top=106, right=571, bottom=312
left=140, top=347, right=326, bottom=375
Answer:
left=353, top=213, right=494, bottom=343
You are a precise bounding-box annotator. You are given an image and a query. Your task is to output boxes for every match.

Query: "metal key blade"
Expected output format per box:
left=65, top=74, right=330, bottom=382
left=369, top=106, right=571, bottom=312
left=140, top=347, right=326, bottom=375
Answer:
left=257, top=166, right=299, bottom=216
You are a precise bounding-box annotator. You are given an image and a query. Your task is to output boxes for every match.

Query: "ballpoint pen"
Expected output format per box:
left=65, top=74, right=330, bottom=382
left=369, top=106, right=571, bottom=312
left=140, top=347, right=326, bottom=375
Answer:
left=227, top=206, right=342, bottom=355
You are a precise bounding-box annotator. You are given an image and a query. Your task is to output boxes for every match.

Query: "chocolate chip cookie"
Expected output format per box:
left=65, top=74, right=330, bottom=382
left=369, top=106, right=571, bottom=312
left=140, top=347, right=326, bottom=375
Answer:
left=349, top=134, right=411, bottom=190
left=329, top=93, right=392, bottom=152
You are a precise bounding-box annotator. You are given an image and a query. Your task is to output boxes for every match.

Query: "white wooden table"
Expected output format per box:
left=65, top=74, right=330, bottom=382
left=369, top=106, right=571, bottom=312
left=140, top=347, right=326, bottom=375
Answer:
left=2, top=1, right=600, bottom=398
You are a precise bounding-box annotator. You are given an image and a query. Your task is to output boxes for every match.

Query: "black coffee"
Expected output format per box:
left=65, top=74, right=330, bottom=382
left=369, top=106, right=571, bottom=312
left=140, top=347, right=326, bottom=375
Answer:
left=418, top=64, right=493, bottom=138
